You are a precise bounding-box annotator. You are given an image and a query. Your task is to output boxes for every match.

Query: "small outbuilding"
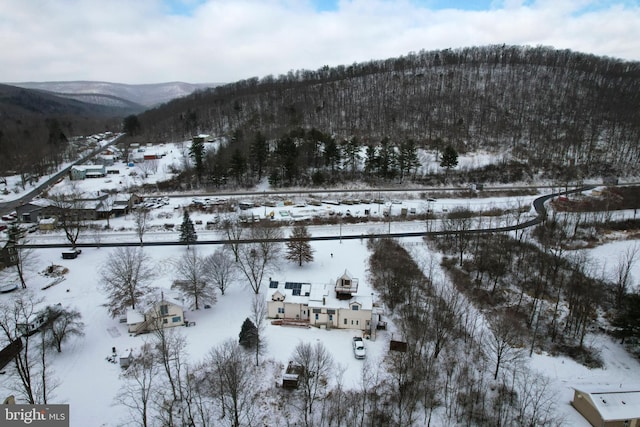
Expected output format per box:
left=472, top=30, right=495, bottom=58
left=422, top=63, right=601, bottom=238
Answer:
left=61, top=249, right=81, bottom=259
left=119, top=349, right=133, bottom=369
left=281, top=361, right=304, bottom=389
left=571, top=385, right=640, bottom=427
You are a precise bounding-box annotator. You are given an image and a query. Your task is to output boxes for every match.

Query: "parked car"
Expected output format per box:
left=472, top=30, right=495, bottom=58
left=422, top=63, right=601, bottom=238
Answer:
left=352, top=337, right=366, bottom=359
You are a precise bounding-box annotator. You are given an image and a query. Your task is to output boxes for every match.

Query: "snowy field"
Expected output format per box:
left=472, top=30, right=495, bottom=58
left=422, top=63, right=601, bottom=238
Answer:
left=2, top=234, right=640, bottom=426
left=2, top=139, right=640, bottom=426
left=1, top=238, right=393, bottom=426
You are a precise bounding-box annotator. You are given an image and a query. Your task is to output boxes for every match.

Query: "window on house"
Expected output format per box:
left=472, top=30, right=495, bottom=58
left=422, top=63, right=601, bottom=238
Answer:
left=329, top=314, right=333, bottom=321
left=344, top=318, right=347, bottom=325
left=172, top=316, right=181, bottom=323
left=312, top=309, right=321, bottom=314
left=315, top=313, right=319, bottom=320
left=277, top=307, right=285, bottom=314
left=356, top=320, right=359, bottom=325
left=162, top=318, right=168, bottom=324
left=351, top=320, right=354, bottom=325
left=327, top=309, right=336, bottom=315
left=160, top=305, right=169, bottom=316
left=351, top=305, right=359, bottom=311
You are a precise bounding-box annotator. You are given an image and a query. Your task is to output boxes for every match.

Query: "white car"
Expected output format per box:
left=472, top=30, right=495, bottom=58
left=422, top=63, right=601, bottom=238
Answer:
left=352, top=337, right=366, bottom=359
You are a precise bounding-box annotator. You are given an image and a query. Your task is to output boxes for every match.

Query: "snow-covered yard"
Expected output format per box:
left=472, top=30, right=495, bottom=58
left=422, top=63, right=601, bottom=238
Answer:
left=1, top=238, right=392, bottom=426
left=2, top=233, right=640, bottom=426
left=2, top=139, right=640, bottom=426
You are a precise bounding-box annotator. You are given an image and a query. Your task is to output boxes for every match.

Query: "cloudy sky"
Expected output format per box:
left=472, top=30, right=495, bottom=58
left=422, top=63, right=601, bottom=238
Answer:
left=1, top=0, right=639, bottom=84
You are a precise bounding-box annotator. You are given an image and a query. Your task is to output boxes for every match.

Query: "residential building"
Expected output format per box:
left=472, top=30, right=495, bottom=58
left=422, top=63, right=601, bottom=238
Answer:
left=16, top=198, right=53, bottom=223
left=126, top=292, right=185, bottom=335
left=572, top=385, right=640, bottom=427
left=69, top=165, right=107, bottom=180
left=267, top=270, right=373, bottom=332
left=0, top=234, right=18, bottom=269
left=16, top=194, right=139, bottom=223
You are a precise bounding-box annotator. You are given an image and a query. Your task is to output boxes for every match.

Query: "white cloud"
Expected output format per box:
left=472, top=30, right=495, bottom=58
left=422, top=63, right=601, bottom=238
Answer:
left=0, top=0, right=638, bottom=84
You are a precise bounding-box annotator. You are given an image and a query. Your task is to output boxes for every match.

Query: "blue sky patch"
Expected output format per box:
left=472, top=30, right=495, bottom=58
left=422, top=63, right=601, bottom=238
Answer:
left=163, top=0, right=206, bottom=16
left=308, top=0, right=544, bottom=12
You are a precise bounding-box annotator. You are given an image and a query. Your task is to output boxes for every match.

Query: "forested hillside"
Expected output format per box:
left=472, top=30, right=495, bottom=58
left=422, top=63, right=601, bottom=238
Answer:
left=0, top=84, right=120, bottom=176
left=136, top=45, right=640, bottom=185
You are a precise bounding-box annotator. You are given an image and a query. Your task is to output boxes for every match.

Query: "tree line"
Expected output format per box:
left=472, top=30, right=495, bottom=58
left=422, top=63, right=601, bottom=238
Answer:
left=134, top=45, right=640, bottom=185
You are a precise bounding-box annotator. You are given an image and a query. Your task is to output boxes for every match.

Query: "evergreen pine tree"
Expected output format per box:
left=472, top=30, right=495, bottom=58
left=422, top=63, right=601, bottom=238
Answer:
left=440, top=144, right=459, bottom=170
left=189, top=137, right=205, bottom=180
left=286, top=224, right=315, bottom=266
left=612, top=293, right=640, bottom=344
left=239, top=317, right=258, bottom=349
left=179, top=211, right=197, bottom=246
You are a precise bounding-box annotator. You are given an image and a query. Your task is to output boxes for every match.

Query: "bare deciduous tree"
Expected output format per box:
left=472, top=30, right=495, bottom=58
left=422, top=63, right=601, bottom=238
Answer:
left=45, top=306, right=84, bottom=353
left=486, top=311, right=524, bottom=380
left=150, top=325, right=188, bottom=426
left=133, top=207, right=150, bottom=246
left=613, top=243, right=639, bottom=309
left=101, top=194, right=116, bottom=229
left=99, top=247, right=156, bottom=317
left=249, top=293, right=267, bottom=366
left=236, top=225, right=282, bottom=294
left=441, top=207, right=474, bottom=267
left=7, top=224, right=38, bottom=289
left=49, top=189, right=86, bottom=249
left=512, top=367, right=563, bottom=427
left=0, top=293, right=57, bottom=404
left=116, top=345, right=158, bottom=427
left=203, top=248, right=237, bottom=296
left=222, top=218, right=244, bottom=262
left=138, top=159, right=158, bottom=179
left=171, top=247, right=216, bottom=310
left=383, top=349, right=422, bottom=427
left=205, top=339, right=256, bottom=427
left=291, top=341, right=334, bottom=427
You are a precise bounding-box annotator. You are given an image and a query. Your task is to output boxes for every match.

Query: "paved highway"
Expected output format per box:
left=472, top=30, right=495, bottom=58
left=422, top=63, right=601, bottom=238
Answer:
left=0, top=134, right=123, bottom=216
left=20, top=186, right=594, bottom=249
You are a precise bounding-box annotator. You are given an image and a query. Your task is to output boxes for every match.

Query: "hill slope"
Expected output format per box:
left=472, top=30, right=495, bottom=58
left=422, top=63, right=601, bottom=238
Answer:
left=0, top=83, right=136, bottom=118
left=137, top=45, right=640, bottom=177
left=9, top=81, right=218, bottom=107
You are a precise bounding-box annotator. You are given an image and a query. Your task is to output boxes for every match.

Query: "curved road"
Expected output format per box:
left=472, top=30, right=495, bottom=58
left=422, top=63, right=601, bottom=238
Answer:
left=0, top=134, right=123, bottom=216
left=21, top=185, right=594, bottom=249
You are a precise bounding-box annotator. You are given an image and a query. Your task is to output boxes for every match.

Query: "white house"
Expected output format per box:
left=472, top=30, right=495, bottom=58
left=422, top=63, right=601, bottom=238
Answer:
left=267, top=270, right=373, bottom=332
left=126, top=292, right=185, bottom=335
left=572, top=385, right=640, bottom=427
left=69, top=165, right=106, bottom=180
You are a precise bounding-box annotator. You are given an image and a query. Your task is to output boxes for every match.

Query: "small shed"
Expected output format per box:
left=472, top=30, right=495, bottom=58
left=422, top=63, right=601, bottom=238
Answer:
left=572, top=385, right=640, bottom=427
left=282, top=361, right=304, bottom=389
left=61, top=249, right=80, bottom=259
left=119, top=349, right=133, bottom=369
left=39, top=217, right=57, bottom=231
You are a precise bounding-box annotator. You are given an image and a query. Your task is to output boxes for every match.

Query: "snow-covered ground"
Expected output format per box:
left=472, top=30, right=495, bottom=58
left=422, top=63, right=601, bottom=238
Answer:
left=2, top=140, right=640, bottom=426
left=3, top=232, right=640, bottom=426
left=0, top=239, right=391, bottom=426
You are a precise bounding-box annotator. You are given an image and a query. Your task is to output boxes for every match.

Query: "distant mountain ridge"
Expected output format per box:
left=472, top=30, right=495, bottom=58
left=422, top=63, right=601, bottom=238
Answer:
left=0, top=83, right=133, bottom=117
left=53, top=92, right=145, bottom=112
left=8, top=81, right=219, bottom=108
